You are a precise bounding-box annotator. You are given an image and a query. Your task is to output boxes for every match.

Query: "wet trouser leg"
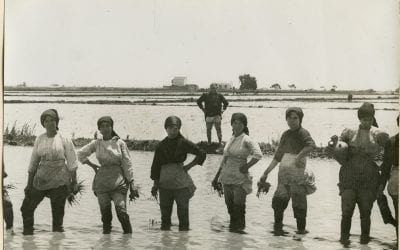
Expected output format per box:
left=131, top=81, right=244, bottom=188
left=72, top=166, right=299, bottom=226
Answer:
left=48, top=185, right=68, bottom=232
left=97, top=192, right=113, bottom=233
left=224, top=184, right=247, bottom=231
left=391, top=195, right=399, bottom=237
left=3, top=190, right=14, bottom=229
left=112, top=190, right=132, bottom=234
left=291, top=184, right=308, bottom=232
left=20, top=187, right=46, bottom=234
left=223, top=185, right=235, bottom=229
left=174, top=188, right=190, bottom=231
left=206, top=122, right=213, bottom=144
left=272, top=184, right=290, bottom=233
left=377, top=194, right=396, bottom=225
left=215, top=121, right=222, bottom=143
left=357, top=189, right=375, bottom=243
left=340, top=189, right=356, bottom=241
left=159, top=188, right=174, bottom=230
left=231, top=185, right=247, bottom=231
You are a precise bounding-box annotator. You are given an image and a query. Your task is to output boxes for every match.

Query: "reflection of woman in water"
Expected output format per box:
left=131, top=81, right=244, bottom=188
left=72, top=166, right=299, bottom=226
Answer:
left=212, top=113, right=262, bottom=233
left=328, top=102, right=389, bottom=245
left=150, top=116, right=206, bottom=231
left=259, top=107, right=316, bottom=236
left=21, top=109, right=78, bottom=235
left=78, top=116, right=136, bottom=234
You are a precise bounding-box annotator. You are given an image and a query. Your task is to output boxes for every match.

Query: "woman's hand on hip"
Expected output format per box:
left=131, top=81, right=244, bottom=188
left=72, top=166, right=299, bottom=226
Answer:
left=239, top=164, right=249, bottom=174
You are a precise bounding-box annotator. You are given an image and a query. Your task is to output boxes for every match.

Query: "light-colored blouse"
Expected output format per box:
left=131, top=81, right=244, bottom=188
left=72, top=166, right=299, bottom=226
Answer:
left=78, top=136, right=134, bottom=194
left=28, top=132, right=78, bottom=190
left=219, top=133, right=262, bottom=193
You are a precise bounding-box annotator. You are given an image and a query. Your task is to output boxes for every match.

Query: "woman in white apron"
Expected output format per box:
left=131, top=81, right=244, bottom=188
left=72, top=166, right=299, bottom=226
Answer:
left=259, top=107, right=316, bottom=236
left=21, top=109, right=78, bottom=235
left=212, top=113, right=262, bottom=234
left=78, top=116, right=136, bottom=234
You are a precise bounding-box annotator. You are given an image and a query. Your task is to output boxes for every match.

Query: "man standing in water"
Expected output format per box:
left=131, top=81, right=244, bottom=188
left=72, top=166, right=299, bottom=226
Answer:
left=197, top=84, right=229, bottom=145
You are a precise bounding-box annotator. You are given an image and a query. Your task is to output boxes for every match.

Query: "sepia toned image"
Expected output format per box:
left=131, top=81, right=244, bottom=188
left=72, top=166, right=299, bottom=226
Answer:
left=2, top=1, right=399, bottom=249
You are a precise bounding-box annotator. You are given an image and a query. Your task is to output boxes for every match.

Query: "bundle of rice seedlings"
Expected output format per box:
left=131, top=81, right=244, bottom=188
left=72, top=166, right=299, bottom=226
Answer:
left=256, top=181, right=271, bottom=198
left=4, top=184, right=16, bottom=190
left=129, top=184, right=141, bottom=202
left=67, top=180, right=85, bottom=206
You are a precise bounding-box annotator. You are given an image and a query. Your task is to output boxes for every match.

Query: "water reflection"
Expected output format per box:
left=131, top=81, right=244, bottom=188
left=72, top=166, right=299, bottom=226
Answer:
left=21, top=235, right=38, bottom=250
left=48, top=233, right=66, bottom=250
left=160, top=231, right=189, bottom=249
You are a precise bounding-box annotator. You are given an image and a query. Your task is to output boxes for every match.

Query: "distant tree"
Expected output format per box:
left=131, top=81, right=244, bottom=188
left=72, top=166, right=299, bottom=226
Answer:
left=320, top=86, right=326, bottom=91
left=330, top=85, right=337, bottom=92
left=270, top=83, right=281, bottom=90
left=288, top=84, right=296, bottom=90
left=239, top=74, right=257, bottom=90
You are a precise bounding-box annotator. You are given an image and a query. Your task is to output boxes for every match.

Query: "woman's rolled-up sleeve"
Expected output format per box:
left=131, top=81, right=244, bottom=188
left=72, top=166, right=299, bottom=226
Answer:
left=28, top=137, right=40, bottom=173
left=77, top=140, right=97, bottom=163
left=300, top=129, right=316, bottom=148
left=120, top=141, right=134, bottom=182
left=185, top=140, right=206, bottom=165
left=64, top=137, right=79, bottom=171
left=245, top=136, right=262, bottom=160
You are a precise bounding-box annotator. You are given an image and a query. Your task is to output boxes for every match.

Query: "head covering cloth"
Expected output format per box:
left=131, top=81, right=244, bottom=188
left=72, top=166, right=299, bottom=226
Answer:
left=285, top=107, right=304, bottom=125
left=164, top=116, right=182, bottom=129
left=357, top=102, right=378, bottom=127
left=40, top=109, right=60, bottom=130
left=97, top=116, right=119, bottom=138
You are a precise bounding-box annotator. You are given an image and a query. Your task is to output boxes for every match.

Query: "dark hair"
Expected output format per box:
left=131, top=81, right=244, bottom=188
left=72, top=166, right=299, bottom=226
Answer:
left=164, top=116, right=182, bottom=129
left=231, top=113, right=249, bottom=135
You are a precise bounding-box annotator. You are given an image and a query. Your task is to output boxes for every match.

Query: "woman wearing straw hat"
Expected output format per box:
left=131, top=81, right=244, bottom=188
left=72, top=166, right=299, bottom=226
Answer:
left=21, top=109, right=79, bottom=235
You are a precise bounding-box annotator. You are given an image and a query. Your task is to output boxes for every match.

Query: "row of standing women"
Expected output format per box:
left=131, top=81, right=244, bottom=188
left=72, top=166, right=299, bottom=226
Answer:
left=12, top=103, right=398, bottom=246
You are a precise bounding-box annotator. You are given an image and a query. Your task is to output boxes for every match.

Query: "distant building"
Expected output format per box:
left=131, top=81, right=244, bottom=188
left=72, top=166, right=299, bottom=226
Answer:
left=171, top=77, right=187, bottom=87
left=185, top=84, right=199, bottom=92
left=211, top=82, right=233, bottom=90
left=17, top=82, right=27, bottom=87
left=50, top=84, right=60, bottom=87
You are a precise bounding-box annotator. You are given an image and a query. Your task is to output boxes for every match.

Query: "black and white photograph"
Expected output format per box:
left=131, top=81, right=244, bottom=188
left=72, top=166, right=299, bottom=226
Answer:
left=2, top=1, right=399, bottom=249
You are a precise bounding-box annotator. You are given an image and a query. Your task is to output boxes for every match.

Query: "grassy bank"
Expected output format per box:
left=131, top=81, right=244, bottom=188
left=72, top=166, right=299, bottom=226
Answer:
left=3, top=123, right=331, bottom=159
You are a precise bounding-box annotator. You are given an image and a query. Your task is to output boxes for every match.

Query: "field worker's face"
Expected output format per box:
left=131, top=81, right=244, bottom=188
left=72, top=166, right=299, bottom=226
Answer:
left=359, top=116, right=374, bottom=129
left=232, top=119, right=245, bottom=136
left=166, top=125, right=180, bottom=139
left=99, top=122, right=113, bottom=138
left=44, top=116, right=57, bottom=132
left=287, top=112, right=300, bottom=130
left=210, top=86, right=217, bottom=93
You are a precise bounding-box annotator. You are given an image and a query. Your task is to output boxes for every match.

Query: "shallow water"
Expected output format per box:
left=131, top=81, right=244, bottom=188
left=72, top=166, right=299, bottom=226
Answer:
left=3, top=146, right=397, bottom=249
left=3, top=103, right=398, bottom=147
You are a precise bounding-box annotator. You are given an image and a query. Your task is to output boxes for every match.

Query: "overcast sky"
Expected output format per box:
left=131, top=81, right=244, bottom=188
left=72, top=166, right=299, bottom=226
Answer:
left=5, top=0, right=400, bottom=90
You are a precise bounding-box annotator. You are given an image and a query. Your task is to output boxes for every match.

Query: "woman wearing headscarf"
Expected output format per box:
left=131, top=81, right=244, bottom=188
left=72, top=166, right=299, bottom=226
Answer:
left=21, top=109, right=78, bottom=235
left=78, top=116, right=136, bottom=234
left=259, top=107, right=316, bottom=236
left=150, top=116, right=206, bottom=231
left=212, top=113, right=262, bottom=233
left=327, top=102, right=389, bottom=245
